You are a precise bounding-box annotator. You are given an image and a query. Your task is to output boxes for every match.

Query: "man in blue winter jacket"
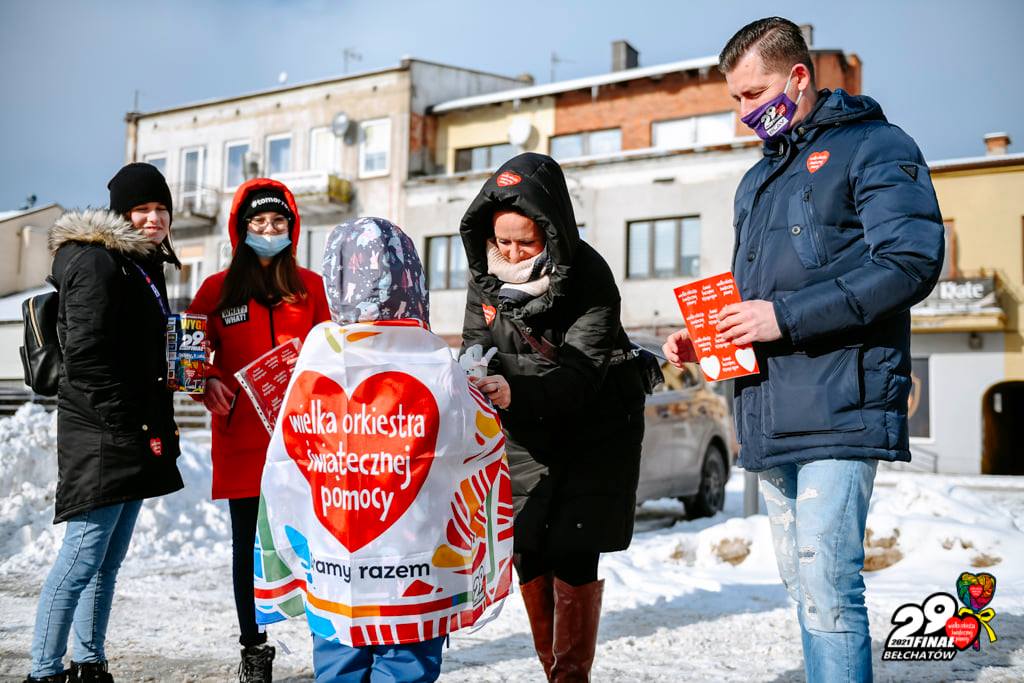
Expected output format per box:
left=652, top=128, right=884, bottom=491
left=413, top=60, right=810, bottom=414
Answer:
left=664, top=17, right=944, bottom=682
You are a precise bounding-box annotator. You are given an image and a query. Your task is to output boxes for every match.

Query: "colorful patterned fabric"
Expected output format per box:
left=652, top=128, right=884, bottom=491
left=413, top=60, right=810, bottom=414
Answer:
left=253, top=320, right=513, bottom=645
left=322, top=217, right=429, bottom=326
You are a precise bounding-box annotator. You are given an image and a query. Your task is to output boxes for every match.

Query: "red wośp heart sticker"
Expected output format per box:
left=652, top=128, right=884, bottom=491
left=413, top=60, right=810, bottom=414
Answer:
left=281, top=370, right=439, bottom=552
left=945, top=615, right=981, bottom=650
left=496, top=171, right=521, bottom=187
left=806, top=151, right=830, bottom=173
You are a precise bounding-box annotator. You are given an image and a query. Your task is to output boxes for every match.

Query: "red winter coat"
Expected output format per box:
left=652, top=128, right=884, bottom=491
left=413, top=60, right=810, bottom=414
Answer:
left=187, top=178, right=331, bottom=499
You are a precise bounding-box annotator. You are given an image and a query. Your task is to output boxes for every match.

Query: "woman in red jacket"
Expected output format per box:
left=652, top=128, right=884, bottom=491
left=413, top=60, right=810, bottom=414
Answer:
left=188, top=178, right=330, bottom=682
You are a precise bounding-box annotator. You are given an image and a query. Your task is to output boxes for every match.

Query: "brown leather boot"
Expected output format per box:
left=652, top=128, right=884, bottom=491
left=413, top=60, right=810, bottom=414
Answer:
left=550, top=578, right=604, bottom=683
left=520, top=574, right=556, bottom=679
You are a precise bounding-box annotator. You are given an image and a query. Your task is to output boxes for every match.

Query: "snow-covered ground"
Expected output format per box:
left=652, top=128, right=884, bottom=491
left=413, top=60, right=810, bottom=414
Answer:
left=1, top=403, right=1022, bottom=681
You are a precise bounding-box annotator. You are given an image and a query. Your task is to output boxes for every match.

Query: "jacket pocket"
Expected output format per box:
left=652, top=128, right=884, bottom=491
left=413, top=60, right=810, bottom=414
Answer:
left=763, top=346, right=865, bottom=437
left=786, top=185, right=827, bottom=269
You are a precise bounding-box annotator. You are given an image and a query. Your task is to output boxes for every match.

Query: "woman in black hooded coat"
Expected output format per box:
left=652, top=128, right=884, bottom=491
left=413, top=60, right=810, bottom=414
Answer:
left=460, top=153, right=645, bottom=682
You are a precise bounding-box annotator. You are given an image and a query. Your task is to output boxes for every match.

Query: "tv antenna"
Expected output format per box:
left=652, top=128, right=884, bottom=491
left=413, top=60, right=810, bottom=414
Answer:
left=343, top=48, right=363, bottom=74
left=550, top=51, right=573, bottom=82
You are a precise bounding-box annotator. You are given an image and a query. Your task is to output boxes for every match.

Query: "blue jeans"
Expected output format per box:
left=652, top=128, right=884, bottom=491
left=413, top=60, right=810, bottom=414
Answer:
left=312, top=633, right=444, bottom=682
left=759, top=459, right=877, bottom=683
left=29, top=500, right=143, bottom=677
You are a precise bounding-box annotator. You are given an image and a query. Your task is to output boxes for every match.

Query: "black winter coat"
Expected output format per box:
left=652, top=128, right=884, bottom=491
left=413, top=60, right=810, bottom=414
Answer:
left=49, top=210, right=183, bottom=523
left=460, top=153, right=646, bottom=555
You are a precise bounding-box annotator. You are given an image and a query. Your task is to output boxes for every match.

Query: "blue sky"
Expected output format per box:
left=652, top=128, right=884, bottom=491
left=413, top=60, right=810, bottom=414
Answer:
left=1, top=0, right=1022, bottom=209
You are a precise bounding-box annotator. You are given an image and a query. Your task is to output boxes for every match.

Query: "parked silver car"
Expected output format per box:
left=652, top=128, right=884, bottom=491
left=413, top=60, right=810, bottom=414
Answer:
left=633, top=336, right=736, bottom=518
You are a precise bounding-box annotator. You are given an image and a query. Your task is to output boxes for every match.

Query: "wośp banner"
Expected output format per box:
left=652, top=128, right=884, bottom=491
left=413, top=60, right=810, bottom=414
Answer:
left=253, top=320, right=514, bottom=646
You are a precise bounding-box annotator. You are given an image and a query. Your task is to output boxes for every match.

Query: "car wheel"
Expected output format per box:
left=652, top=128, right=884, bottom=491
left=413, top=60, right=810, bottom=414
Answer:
left=682, top=445, right=726, bottom=519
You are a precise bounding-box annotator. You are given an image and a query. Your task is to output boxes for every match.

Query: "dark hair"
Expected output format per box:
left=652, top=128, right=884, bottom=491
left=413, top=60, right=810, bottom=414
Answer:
left=719, top=17, right=814, bottom=83
left=217, top=222, right=307, bottom=310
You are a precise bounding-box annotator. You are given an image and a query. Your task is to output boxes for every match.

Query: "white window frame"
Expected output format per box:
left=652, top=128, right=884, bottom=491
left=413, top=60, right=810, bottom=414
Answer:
left=694, top=111, right=736, bottom=145
left=309, top=126, right=337, bottom=172
left=166, top=252, right=204, bottom=309
left=908, top=356, right=934, bottom=444
left=265, top=133, right=293, bottom=176
left=626, top=216, right=701, bottom=280
left=223, top=139, right=250, bottom=190
left=179, top=146, right=206, bottom=212
left=359, top=118, right=391, bottom=179
left=652, top=112, right=736, bottom=149
left=424, top=234, right=468, bottom=291
left=549, top=128, right=621, bottom=160
left=143, top=152, right=167, bottom=175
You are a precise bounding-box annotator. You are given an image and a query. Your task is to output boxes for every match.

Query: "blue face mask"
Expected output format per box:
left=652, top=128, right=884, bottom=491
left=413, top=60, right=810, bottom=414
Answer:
left=245, top=232, right=291, bottom=258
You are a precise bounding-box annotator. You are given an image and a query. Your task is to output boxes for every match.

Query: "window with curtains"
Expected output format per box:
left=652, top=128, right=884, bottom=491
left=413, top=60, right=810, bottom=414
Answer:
left=425, top=235, right=469, bottom=290
left=626, top=216, right=701, bottom=279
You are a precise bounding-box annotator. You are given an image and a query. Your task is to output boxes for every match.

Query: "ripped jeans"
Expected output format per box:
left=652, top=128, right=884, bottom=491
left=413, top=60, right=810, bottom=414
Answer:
left=759, top=459, right=877, bottom=683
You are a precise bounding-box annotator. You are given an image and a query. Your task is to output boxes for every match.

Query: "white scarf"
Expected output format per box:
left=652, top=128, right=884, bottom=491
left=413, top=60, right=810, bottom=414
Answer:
left=486, top=239, right=551, bottom=304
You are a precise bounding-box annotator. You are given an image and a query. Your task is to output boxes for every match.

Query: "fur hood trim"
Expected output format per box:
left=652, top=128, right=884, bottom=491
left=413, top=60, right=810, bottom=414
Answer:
left=49, top=209, right=155, bottom=257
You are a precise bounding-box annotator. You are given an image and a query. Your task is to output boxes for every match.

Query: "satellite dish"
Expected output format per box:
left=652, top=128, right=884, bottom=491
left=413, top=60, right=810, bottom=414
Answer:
left=508, top=119, right=533, bottom=147
left=277, top=71, right=288, bottom=85
left=332, top=112, right=352, bottom=139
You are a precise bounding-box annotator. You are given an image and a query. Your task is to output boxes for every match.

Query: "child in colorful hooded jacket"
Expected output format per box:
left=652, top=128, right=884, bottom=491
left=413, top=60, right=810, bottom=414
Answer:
left=187, top=178, right=330, bottom=681
left=309, top=217, right=446, bottom=681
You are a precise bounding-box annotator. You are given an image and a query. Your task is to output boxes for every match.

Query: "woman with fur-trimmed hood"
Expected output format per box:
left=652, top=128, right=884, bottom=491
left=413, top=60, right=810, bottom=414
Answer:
left=25, top=163, right=184, bottom=683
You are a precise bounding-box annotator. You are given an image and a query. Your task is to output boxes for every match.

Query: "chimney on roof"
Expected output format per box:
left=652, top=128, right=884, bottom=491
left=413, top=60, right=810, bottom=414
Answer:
left=799, top=24, right=814, bottom=48
left=612, top=40, right=639, bottom=71
left=984, top=132, right=1011, bottom=156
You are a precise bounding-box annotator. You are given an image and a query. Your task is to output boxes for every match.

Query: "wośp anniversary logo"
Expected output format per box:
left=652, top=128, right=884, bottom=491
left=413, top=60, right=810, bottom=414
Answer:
left=883, top=571, right=998, bottom=661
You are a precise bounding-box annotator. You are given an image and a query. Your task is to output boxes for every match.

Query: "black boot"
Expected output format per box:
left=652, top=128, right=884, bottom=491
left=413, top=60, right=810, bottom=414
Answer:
left=22, top=674, right=68, bottom=683
left=69, top=661, right=113, bottom=683
left=238, top=643, right=275, bottom=683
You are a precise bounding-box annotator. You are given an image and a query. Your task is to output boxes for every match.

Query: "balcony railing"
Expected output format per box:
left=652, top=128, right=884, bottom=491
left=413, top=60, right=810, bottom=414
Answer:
left=169, top=183, right=220, bottom=236
left=271, top=171, right=353, bottom=217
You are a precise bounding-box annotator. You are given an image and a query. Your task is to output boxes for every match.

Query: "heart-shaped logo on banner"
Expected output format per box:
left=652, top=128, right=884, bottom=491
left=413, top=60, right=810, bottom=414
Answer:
left=735, top=347, right=757, bottom=371
left=699, top=355, right=721, bottom=380
left=945, top=615, right=981, bottom=650
left=956, top=572, right=996, bottom=610
left=281, top=370, right=440, bottom=552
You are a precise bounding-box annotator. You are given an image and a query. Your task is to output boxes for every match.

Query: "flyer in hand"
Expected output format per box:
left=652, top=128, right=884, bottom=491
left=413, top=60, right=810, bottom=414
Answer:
left=166, top=313, right=208, bottom=393
left=674, top=272, right=760, bottom=382
left=235, top=337, right=303, bottom=434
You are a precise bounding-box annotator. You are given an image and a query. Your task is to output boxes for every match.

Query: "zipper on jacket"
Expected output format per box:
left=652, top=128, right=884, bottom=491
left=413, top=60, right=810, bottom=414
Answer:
left=800, top=186, right=827, bottom=266
left=269, top=305, right=276, bottom=348
left=28, top=297, right=43, bottom=347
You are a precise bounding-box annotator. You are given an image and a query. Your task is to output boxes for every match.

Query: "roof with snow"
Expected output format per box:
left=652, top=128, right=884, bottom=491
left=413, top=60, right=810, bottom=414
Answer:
left=430, top=55, right=720, bottom=113
left=0, top=204, right=61, bottom=223
left=131, top=58, right=524, bottom=119
left=929, top=152, right=1024, bottom=172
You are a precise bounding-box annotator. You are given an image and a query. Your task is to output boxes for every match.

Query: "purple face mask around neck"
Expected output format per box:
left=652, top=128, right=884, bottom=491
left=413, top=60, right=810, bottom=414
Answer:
left=741, top=75, right=804, bottom=141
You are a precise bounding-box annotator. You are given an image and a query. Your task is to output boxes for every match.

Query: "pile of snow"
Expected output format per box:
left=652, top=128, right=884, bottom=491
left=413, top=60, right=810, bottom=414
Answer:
left=0, top=404, right=231, bottom=573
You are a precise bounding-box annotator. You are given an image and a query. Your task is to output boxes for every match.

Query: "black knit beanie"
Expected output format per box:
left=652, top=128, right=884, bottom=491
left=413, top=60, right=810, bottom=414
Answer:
left=108, top=162, right=174, bottom=220
left=241, top=188, right=293, bottom=224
